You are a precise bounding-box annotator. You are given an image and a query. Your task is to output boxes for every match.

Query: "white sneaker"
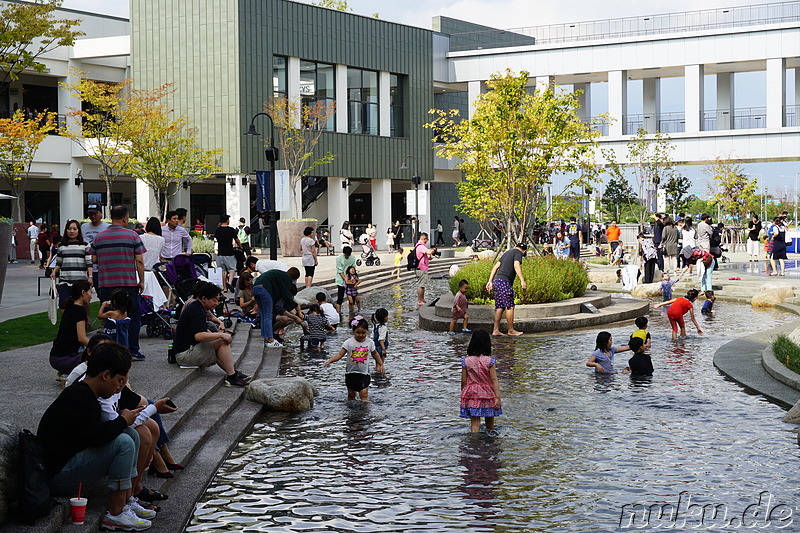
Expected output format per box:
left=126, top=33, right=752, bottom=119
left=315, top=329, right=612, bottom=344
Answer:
left=101, top=508, right=152, bottom=531
left=127, top=497, right=157, bottom=519
left=265, top=339, right=284, bottom=348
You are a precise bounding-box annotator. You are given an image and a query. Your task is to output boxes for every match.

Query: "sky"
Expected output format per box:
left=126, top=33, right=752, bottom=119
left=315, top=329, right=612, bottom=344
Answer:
left=59, top=0, right=800, bottom=200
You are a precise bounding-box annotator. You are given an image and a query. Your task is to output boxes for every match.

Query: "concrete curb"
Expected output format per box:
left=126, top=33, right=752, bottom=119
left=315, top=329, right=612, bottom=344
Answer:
left=762, top=344, right=800, bottom=392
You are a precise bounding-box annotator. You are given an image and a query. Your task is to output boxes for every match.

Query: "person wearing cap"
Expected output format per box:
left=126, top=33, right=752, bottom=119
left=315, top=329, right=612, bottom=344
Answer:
left=485, top=242, right=528, bottom=336
left=161, top=210, right=193, bottom=261
left=82, top=205, right=110, bottom=288
left=236, top=217, right=251, bottom=256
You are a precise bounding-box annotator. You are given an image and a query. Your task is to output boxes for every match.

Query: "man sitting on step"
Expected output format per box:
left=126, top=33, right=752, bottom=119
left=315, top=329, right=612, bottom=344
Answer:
left=172, top=282, right=251, bottom=387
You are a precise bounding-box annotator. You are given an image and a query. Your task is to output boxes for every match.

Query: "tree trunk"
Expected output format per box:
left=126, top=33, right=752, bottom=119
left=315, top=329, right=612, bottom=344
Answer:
left=105, top=179, right=113, bottom=214
left=12, top=196, right=23, bottom=223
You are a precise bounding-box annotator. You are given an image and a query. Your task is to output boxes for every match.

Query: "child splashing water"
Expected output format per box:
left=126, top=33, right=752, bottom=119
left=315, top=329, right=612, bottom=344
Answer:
left=654, top=289, right=703, bottom=340
left=324, top=317, right=384, bottom=401
left=586, top=331, right=631, bottom=374
left=98, top=288, right=132, bottom=350
left=460, top=330, right=502, bottom=433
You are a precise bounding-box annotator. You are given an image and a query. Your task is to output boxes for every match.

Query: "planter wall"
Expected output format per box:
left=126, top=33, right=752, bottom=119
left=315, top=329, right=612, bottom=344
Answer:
left=0, top=223, right=11, bottom=304
left=277, top=220, right=317, bottom=257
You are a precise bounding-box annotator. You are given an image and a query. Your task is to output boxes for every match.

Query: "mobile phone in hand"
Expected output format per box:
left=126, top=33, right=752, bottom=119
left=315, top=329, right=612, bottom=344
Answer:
left=165, top=399, right=177, bottom=409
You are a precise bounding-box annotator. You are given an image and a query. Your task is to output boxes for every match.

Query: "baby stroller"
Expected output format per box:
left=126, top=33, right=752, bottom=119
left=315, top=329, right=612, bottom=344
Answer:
left=141, top=296, right=175, bottom=339
left=356, top=234, right=381, bottom=267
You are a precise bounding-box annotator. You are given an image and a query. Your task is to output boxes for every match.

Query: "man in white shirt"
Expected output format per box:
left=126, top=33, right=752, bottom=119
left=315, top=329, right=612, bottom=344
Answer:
left=27, top=220, right=40, bottom=263
left=81, top=204, right=110, bottom=287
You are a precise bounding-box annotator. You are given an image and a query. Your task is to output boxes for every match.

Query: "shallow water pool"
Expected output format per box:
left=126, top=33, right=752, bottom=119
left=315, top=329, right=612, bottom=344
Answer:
left=187, top=281, right=800, bottom=532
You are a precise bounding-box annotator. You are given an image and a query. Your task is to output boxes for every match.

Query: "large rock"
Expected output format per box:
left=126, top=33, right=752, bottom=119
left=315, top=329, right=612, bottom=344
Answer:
left=588, top=270, right=618, bottom=284
left=752, top=285, right=796, bottom=307
left=0, top=421, right=19, bottom=524
left=247, top=377, right=319, bottom=411
left=783, top=398, right=800, bottom=424
left=296, top=287, right=329, bottom=308
left=631, top=282, right=664, bottom=299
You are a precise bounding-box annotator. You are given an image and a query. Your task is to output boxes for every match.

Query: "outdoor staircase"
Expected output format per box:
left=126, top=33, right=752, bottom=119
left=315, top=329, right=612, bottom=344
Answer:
left=3, top=255, right=468, bottom=533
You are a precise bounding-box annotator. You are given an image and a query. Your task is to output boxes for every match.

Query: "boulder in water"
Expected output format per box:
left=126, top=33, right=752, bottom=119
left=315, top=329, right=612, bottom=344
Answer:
left=631, top=283, right=663, bottom=299
left=247, top=377, right=319, bottom=411
left=295, top=287, right=329, bottom=308
left=752, top=286, right=795, bottom=307
left=783, top=398, right=800, bottom=424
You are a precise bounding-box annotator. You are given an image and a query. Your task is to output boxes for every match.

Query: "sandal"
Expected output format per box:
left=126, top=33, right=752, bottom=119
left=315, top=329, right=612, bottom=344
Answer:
left=165, top=462, right=185, bottom=471
left=136, top=499, right=161, bottom=513
left=136, top=487, right=169, bottom=502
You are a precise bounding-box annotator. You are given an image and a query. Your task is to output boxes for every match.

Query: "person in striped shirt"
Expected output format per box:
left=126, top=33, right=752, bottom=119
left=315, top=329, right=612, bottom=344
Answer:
left=51, top=219, right=93, bottom=311
left=89, top=206, right=147, bottom=361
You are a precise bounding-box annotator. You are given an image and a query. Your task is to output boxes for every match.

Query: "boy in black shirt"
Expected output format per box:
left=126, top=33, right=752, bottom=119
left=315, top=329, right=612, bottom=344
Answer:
left=38, top=343, right=153, bottom=530
left=626, top=337, right=653, bottom=376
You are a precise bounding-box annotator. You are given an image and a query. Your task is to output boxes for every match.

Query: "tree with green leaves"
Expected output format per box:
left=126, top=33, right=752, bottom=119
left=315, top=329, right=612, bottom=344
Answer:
left=0, top=109, right=55, bottom=221
left=663, top=173, right=692, bottom=216
left=600, top=170, right=637, bottom=222
left=426, top=70, right=601, bottom=249
left=627, top=129, right=682, bottom=221
left=704, top=156, right=757, bottom=223
left=61, top=72, right=132, bottom=214
left=263, top=96, right=336, bottom=219
left=120, top=84, right=223, bottom=219
left=0, top=1, right=83, bottom=101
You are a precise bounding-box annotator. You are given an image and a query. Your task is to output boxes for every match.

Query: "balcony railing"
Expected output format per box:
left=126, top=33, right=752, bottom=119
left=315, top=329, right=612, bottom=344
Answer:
left=702, top=107, right=766, bottom=130
left=448, top=1, right=800, bottom=49
left=786, top=105, right=800, bottom=127
left=624, top=112, right=686, bottom=134
left=0, top=111, right=66, bottom=135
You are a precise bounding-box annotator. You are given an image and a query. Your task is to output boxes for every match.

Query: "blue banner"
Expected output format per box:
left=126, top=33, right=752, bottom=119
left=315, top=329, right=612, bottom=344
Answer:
left=255, top=170, right=271, bottom=212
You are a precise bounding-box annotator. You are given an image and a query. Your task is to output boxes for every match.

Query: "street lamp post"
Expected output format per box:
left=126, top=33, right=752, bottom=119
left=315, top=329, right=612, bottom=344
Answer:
left=244, top=112, right=279, bottom=260
left=400, top=155, right=421, bottom=242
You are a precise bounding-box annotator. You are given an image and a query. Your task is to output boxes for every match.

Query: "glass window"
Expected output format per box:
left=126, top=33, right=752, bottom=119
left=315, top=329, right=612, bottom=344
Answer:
left=273, top=56, right=287, bottom=98
left=299, top=60, right=335, bottom=132
left=390, top=74, right=405, bottom=137
left=348, top=67, right=379, bottom=135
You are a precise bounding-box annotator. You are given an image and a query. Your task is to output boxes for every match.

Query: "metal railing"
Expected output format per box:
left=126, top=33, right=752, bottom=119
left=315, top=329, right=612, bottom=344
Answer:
left=0, top=111, right=66, bottom=134
left=786, top=105, right=800, bottom=127
left=447, top=1, right=800, bottom=49
left=624, top=112, right=686, bottom=134
left=702, top=107, right=766, bottom=130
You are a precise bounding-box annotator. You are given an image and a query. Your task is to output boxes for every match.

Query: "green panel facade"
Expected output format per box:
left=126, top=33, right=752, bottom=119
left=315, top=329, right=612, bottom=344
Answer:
left=132, top=0, right=434, bottom=181
left=131, top=0, right=242, bottom=172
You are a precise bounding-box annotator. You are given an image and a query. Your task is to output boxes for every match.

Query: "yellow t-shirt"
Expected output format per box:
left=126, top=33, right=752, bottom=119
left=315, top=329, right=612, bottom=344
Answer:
left=631, top=329, right=649, bottom=343
left=394, top=252, right=403, bottom=266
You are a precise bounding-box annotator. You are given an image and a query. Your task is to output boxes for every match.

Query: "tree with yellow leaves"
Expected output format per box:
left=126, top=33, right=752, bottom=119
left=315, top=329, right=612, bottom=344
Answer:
left=0, top=109, right=54, bottom=220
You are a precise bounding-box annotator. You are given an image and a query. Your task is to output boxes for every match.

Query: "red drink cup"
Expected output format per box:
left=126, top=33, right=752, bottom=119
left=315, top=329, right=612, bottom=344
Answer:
left=69, top=497, right=87, bottom=524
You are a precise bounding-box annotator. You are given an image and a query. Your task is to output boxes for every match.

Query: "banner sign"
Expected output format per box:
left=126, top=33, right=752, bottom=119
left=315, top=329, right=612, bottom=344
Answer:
left=275, top=170, right=291, bottom=212
left=255, top=171, right=271, bottom=212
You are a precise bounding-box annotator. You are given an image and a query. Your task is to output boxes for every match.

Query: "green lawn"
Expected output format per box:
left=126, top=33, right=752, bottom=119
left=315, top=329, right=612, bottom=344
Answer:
left=0, top=301, right=102, bottom=352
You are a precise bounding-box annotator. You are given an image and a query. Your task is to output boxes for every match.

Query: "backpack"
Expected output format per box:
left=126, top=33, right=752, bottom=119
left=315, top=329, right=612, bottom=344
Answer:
left=406, top=244, right=422, bottom=271
left=710, top=227, right=722, bottom=248
left=17, top=430, right=54, bottom=525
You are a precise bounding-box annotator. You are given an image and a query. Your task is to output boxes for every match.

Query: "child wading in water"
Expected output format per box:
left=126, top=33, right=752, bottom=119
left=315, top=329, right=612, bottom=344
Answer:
left=372, top=308, right=389, bottom=359
left=391, top=247, right=404, bottom=280
left=345, top=265, right=361, bottom=313
left=460, top=330, right=502, bottom=433
left=586, top=331, right=631, bottom=374
left=449, top=280, right=471, bottom=335
left=98, top=288, right=132, bottom=349
left=626, top=337, right=653, bottom=376
left=324, top=317, right=384, bottom=401
left=654, top=289, right=703, bottom=340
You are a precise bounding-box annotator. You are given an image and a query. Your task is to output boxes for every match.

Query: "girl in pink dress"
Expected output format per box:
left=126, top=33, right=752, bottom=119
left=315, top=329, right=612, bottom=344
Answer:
left=460, top=330, right=502, bottom=433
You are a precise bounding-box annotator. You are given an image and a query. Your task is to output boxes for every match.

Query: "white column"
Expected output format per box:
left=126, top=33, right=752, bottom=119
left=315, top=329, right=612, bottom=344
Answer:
left=795, top=68, right=800, bottom=113
left=574, top=82, right=592, bottom=122
left=608, top=70, right=628, bottom=137
left=379, top=71, right=391, bottom=137
left=467, top=80, right=486, bottom=119
left=536, top=75, right=554, bottom=93
left=58, top=164, right=84, bottom=224
left=684, top=64, right=704, bottom=133
left=717, top=72, right=734, bottom=130
left=134, top=179, right=158, bottom=221
left=327, top=177, right=349, bottom=241
left=371, top=178, right=392, bottom=250
left=224, top=174, right=251, bottom=224
left=766, top=58, right=786, bottom=128
left=336, top=64, right=348, bottom=133
left=643, top=77, right=660, bottom=133
left=168, top=183, right=191, bottom=223
left=288, top=57, right=302, bottom=128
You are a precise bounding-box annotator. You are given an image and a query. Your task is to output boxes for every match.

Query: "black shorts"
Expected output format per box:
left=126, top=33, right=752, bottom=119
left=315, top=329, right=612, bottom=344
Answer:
left=304, top=265, right=316, bottom=277
left=337, top=285, right=346, bottom=305
left=345, top=373, right=371, bottom=392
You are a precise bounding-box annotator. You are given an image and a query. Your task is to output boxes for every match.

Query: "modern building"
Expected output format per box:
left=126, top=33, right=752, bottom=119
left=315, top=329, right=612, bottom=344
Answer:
left=3, top=0, right=800, bottom=246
